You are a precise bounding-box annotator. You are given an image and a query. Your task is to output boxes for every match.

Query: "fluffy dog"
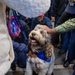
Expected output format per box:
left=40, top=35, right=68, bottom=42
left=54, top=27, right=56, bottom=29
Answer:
left=25, top=25, right=55, bottom=75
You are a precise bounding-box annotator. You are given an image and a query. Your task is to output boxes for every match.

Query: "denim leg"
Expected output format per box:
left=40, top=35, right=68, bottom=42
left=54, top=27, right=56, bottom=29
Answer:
left=67, top=30, right=75, bottom=62
left=73, top=70, right=75, bottom=75
left=61, top=31, right=70, bottom=52
left=17, top=51, right=28, bottom=68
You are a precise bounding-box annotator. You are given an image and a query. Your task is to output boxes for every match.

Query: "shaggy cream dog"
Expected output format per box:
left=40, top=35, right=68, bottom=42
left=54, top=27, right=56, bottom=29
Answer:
left=25, top=25, right=55, bottom=75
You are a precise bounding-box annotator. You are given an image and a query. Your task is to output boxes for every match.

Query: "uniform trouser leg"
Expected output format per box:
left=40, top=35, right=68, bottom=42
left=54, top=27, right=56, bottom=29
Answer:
left=61, top=31, right=70, bottom=52
left=67, top=30, right=75, bottom=62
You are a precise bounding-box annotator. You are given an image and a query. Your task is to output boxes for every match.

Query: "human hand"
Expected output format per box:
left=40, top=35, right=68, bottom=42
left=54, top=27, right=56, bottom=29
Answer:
left=43, top=25, right=56, bottom=34
left=43, top=25, right=51, bottom=33
left=35, top=25, right=56, bottom=34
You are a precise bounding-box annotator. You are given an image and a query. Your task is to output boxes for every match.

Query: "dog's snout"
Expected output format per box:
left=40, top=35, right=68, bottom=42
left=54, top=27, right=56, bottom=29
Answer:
left=32, top=33, right=36, bottom=36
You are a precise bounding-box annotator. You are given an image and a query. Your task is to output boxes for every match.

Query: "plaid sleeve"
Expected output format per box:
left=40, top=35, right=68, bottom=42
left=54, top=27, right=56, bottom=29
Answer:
left=55, top=18, right=75, bottom=33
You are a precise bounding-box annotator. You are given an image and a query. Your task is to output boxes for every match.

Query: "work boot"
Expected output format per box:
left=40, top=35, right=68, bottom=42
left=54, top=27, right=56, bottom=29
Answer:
left=63, top=59, right=71, bottom=68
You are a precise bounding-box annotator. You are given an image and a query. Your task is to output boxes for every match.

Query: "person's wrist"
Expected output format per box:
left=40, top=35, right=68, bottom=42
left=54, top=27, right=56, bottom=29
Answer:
left=48, top=28, right=56, bottom=34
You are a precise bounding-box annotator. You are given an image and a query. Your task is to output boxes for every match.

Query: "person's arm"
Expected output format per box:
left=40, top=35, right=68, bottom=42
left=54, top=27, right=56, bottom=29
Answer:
left=43, top=18, right=75, bottom=33
left=12, top=40, right=29, bottom=53
left=55, top=18, right=75, bottom=32
left=56, top=11, right=71, bottom=25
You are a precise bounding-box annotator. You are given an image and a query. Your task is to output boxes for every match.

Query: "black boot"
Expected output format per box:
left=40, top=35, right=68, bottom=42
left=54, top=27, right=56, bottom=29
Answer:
left=63, top=59, right=71, bottom=68
left=11, top=63, right=16, bottom=71
left=73, top=64, right=75, bottom=70
left=51, top=72, right=54, bottom=75
left=33, top=71, right=38, bottom=75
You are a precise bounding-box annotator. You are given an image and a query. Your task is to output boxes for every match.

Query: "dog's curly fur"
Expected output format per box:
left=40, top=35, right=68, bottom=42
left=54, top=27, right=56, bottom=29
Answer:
left=25, top=24, right=55, bottom=75
left=29, top=25, right=53, bottom=58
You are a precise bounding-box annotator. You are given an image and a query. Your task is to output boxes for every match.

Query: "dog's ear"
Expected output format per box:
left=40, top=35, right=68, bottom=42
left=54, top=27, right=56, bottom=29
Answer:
left=28, top=39, right=31, bottom=49
left=45, top=45, right=54, bottom=58
left=45, top=33, right=51, bottom=44
left=44, top=33, right=53, bottom=58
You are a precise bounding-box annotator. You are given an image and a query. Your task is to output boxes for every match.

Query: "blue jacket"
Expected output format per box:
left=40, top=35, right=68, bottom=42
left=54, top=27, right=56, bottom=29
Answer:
left=12, top=40, right=28, bottom=68
left=12, top=40, right=28, bottom=52
left=31, top=16, right=52, bottom=30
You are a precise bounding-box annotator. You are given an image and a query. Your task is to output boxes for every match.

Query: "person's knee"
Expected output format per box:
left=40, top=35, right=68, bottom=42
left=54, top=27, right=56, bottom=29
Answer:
left=17, top=52, right=28, bottom=68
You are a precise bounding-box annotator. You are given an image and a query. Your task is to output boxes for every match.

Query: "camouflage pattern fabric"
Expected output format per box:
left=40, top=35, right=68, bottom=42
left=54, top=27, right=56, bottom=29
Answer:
left=55, top=18, right=75, bottom=32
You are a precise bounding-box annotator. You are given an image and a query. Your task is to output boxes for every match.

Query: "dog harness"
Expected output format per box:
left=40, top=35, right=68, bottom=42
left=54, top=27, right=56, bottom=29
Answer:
left=35, top=50, right=52, bottom=62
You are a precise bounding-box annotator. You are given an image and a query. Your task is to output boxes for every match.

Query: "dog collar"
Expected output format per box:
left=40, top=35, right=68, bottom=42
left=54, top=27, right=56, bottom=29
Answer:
left=35, top=50, right=52, bottom=62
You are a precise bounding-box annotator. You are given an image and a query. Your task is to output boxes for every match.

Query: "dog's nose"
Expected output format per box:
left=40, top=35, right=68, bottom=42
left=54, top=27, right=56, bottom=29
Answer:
left=32, top=33, right=36, bottom=36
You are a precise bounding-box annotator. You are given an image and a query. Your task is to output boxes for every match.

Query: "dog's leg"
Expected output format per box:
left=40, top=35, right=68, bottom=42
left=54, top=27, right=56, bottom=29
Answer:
left=25, top=61, right=33, bottom=75
left=46, top=72, right=54, bottom=75
left=47, top=52, right=55, bottom=75
left=38, top=69, right=47, bottom=75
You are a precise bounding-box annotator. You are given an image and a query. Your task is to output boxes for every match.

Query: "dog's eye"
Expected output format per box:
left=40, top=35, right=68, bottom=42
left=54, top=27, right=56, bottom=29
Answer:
left=34, top=29, right=37, bottom=31
left=40, top=31, right=43, bottom=34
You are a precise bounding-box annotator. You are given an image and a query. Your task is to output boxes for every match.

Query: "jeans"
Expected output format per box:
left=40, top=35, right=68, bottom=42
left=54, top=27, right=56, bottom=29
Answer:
left=67, top=30, right=75, bottom=62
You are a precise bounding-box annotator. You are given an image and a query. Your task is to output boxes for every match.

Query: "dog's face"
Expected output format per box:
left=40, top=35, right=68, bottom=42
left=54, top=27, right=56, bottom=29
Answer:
left=29, top=25, right=50, bottom=52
